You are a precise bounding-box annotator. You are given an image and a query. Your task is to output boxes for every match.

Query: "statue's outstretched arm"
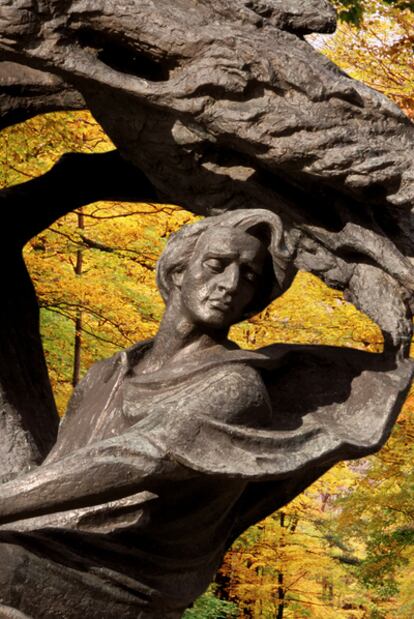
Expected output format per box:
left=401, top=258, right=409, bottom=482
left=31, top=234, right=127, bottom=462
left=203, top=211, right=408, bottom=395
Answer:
left=0, top=430, right=180, bottom=526
left=0, top=362, right=271, bottom=525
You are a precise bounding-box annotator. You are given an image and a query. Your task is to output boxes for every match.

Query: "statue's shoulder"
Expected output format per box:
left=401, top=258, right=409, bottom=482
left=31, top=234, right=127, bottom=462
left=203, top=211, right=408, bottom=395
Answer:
left=212, top=360, right=266, bottom=391
left=196, top=360, right=271, bottom=426
left=78, top=351, right=122, bottom=391
left=51, top=341, right=151, bottom=460
left=191, top=343, right=271, bottom=402
left=81, top=339, right=153, bottom=389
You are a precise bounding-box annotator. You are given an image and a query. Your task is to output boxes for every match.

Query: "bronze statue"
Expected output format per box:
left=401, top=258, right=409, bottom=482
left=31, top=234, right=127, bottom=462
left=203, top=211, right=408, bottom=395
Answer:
left=0, top=210, right=411, bottom=618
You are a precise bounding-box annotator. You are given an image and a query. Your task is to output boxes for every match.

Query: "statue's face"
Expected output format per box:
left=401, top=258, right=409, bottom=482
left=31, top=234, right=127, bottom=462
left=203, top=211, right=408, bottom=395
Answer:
left=177, top=226, right=266, bottom=329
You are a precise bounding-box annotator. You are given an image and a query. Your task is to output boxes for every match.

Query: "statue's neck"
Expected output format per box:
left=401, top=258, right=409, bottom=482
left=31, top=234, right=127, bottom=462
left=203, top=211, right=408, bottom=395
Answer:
left=135, top=294, right=229, bottom=375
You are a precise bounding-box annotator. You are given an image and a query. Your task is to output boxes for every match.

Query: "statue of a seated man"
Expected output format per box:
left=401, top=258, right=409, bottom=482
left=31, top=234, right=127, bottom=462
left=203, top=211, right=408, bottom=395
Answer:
left=0, top=209, right=412, bottom=619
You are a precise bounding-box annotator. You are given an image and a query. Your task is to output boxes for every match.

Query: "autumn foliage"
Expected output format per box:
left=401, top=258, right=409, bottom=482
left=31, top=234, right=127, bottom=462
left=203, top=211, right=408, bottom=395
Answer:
left=325, top=1, right=414, bottom=119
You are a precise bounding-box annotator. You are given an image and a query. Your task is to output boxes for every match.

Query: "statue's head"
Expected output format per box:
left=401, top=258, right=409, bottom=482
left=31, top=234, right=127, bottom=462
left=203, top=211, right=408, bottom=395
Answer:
left=156, top=209, right=294, bottom=328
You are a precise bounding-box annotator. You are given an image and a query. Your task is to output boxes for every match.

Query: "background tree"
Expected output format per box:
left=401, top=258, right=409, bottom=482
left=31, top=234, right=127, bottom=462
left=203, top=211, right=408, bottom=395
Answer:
left=326, top=1, right=414, bottom=118
left=334, top=0, right=414, bottom=25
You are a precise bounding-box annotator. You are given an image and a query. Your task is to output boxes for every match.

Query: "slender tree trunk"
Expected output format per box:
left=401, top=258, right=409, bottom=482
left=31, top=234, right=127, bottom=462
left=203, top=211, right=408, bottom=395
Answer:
left=276, top=512, right=286, bottom=619
left=276, top=571, right=285, bottom=619
left=72, top=209, right=84, bottom=387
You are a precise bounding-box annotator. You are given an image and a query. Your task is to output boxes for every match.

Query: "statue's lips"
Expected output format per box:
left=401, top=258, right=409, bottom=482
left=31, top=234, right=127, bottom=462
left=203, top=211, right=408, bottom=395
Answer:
left=207, top=298, right=233, bottom=312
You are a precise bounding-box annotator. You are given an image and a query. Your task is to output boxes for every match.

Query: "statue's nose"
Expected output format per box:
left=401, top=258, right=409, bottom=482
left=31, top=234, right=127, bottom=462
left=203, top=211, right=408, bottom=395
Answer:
left=218, top=264, right=239, bottom=294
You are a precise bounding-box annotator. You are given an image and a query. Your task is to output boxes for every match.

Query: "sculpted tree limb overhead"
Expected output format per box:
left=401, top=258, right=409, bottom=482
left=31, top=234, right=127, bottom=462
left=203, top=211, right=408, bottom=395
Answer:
left=0, top=61, right=85, bottom=130
left=0, top=0, right=411, bottom=206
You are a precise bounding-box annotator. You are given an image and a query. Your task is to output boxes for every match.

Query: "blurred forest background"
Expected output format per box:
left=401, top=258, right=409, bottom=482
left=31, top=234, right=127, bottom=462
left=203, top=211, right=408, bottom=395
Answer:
left=0, top=0, right=413, bottom=616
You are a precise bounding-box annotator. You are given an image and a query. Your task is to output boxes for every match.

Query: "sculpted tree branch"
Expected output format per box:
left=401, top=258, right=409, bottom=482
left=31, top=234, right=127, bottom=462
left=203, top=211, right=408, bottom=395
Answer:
left=1, top=149, right=158, bottom=245
left=0, top=61, right=85, bottom=130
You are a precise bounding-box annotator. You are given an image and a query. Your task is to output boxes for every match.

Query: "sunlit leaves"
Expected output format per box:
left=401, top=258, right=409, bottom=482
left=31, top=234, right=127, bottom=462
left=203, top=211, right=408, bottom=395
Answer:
left=230, top=272, right=382, bottom=352
left=334, top=0, right=365, bottom=25
left=324, top=1, right=414, bottom=119
left=183, top=585, right=238, bottom=619
left=334, top=0, right=414, bottom=25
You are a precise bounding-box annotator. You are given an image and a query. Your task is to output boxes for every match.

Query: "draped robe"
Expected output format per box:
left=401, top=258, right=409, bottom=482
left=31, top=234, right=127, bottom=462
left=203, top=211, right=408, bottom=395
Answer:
left=0, top=340, right=412, bottom=618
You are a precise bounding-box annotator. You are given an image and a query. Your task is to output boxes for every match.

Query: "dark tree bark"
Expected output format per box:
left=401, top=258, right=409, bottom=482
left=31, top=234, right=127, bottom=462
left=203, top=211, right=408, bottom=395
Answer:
left=276, top=570, right=285, bottom=619
left=72, top=209, right=84, bottom=388
left=277, top=512, right=286, bottom=619
left=0, top=61, right=85, bottom=130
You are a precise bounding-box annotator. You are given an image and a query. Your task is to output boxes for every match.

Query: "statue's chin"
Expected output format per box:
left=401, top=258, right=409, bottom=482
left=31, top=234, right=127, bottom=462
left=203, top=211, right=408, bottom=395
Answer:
left=194, top=310, right=234, bottom=330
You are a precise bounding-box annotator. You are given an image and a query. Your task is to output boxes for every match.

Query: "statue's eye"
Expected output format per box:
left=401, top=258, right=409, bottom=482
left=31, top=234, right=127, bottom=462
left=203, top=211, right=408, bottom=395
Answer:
left=242, top=267, right=257, bottom=283
left=204, top=258, right=225, bottom=273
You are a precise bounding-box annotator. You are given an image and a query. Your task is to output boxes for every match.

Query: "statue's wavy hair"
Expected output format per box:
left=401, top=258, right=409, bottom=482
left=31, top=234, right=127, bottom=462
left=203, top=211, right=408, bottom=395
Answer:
left=156, top=209, right=295, bottom=319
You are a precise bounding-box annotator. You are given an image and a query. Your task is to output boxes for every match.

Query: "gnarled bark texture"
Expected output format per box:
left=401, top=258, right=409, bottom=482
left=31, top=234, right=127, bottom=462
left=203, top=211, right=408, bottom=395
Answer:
left=0, top=1, right=413, bottom=478
left=0, top=61, right=85, bottom=130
